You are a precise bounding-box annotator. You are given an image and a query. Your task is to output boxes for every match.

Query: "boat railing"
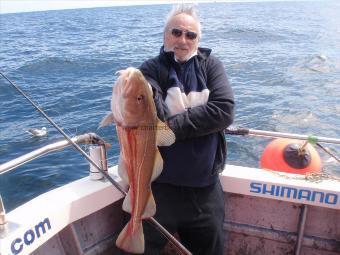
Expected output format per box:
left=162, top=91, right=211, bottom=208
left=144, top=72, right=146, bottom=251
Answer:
left=0, top=133, right=108, bottom=175
left=0, top=132, right=109, bottom=232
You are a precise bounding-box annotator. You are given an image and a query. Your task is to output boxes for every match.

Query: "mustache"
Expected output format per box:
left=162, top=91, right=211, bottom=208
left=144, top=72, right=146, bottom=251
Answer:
left=164, top=44, right=189, bottom=51
left=164, top=46, right=192, bottom=61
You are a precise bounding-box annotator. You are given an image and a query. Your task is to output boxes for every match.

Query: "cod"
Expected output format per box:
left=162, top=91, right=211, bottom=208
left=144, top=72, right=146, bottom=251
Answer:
left=100, top=67, right=175, bottom=254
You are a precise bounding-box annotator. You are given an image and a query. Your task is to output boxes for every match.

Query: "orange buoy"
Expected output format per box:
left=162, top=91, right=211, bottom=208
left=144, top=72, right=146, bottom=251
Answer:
left=260, top=138, right=322, bottom=174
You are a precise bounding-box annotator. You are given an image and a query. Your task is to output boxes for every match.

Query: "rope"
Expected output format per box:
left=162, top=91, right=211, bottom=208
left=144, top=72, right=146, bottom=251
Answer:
left=316, top=143, right=340, bottom=164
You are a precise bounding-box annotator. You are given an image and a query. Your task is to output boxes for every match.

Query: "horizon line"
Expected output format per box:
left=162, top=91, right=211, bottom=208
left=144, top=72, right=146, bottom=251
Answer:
left=0, top=0, right=314, bottom=15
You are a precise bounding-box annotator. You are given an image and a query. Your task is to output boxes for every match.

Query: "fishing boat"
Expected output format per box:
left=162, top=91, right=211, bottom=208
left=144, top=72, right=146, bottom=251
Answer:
left=1, top=127, right=339, bottom=255
left=1, top=69, right=339, bottom=255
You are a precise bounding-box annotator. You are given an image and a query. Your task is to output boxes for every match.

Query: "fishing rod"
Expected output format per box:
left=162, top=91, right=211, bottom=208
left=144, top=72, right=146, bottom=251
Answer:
left=0, top=71, right=192, bottom=255
left=225, top=126, right=340, bottom=145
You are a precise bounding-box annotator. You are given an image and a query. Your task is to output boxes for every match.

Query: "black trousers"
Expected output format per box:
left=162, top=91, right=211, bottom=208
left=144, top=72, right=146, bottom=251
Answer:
left=143, top=181, right=225, bottom=255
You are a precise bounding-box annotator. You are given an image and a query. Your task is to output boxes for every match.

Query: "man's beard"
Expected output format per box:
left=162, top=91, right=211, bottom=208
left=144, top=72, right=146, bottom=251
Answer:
left=164, top=45, right=193, bottom=62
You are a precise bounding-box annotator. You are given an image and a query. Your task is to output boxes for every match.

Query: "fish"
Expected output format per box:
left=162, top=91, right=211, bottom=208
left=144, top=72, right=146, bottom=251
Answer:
left=100, top=67, right=175, bottom=254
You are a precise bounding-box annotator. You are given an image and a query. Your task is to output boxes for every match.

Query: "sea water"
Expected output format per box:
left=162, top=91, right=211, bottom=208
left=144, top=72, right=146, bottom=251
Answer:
left=0, top=1, right=339, bottom=211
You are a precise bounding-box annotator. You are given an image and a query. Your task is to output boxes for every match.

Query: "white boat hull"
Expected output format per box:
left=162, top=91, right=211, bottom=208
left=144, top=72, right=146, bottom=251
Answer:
left=1, top=165, right=339, bottom=255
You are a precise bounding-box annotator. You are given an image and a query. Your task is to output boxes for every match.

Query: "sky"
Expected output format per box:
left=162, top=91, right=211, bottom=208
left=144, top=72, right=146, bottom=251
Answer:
left=0, top=0, right=310, bottom=14
left=2, top=0, right=214, bottom=14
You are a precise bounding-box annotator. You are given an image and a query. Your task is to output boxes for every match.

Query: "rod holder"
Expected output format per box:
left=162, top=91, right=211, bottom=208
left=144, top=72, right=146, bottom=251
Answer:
left=89, top=145, right=108, bottom=180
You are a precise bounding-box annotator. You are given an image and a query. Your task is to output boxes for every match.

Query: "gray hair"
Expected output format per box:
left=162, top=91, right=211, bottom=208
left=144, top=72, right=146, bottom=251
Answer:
left=164, top=4, right=201, bottom=38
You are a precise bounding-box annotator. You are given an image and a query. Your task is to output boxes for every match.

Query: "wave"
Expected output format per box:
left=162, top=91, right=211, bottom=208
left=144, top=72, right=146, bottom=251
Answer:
left=16, top=57, right=116, bottom=76
left=290, top=54, right=340, bottom=73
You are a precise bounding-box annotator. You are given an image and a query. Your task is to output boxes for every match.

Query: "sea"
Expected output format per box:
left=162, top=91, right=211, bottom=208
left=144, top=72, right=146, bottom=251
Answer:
left=0, top=1, right=339, bottom=212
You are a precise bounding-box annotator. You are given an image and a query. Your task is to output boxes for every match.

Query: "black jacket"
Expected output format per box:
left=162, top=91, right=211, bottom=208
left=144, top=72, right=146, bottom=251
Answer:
left=139, top=47, right=234, bottom=186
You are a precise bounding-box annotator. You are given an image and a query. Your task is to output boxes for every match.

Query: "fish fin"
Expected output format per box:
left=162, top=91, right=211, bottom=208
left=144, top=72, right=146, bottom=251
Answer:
left=156, top=119, right=176, bottom=147
left=118, top=155, right=129, bottom=185
left=142, top=193, right=156, bottom=219
left=116, top=220, right=144, bottom=254
left=122, top=190, right=157, bottom=218
left=122, top=188, right=132, bottom=213
left=151, top=149, right=163, bottom=181
left=147, top=82, right=153, bottom=94
left=99, top=112, right=114, bottom=128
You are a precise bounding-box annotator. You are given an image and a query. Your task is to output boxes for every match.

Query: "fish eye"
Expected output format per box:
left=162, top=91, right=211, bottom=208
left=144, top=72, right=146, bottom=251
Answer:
left=137, top=95, right=144, bottom=102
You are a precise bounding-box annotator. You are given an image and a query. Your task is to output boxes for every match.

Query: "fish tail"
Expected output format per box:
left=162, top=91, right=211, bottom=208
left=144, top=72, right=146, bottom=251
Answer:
left=116, top=219, right=144, bottom=254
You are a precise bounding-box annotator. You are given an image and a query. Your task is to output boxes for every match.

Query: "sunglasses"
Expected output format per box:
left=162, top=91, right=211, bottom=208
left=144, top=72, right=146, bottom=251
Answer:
left=170, top=28, right=198, bottom=40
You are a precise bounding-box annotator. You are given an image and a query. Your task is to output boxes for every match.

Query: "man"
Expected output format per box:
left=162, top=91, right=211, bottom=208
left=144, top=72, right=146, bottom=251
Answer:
left=139, top=4, right=234, bottom=255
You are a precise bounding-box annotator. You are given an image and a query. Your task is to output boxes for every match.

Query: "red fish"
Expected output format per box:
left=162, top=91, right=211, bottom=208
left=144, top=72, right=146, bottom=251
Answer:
left=100, top=67, right=175, bottom=253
